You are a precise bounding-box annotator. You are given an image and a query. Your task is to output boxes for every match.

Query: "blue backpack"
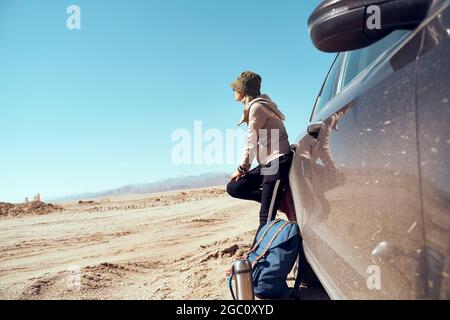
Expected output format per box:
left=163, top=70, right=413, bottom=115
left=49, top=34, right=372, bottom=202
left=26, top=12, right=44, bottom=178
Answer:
left=246, top=219, right=300, bottom=299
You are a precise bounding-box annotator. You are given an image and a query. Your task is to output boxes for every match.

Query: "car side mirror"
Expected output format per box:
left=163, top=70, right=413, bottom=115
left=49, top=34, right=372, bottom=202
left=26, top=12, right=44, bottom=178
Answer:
left=308, top=0, right=433, bottom=52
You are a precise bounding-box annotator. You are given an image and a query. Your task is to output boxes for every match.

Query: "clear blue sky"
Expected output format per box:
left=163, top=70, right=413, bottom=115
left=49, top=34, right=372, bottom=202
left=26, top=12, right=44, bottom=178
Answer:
left=0, top=0, right=334, bottom=202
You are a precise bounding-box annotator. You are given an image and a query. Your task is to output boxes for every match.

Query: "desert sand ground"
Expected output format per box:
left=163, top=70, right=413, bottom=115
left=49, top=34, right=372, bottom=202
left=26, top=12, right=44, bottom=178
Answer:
left=0, top=187, right=318, bottom=300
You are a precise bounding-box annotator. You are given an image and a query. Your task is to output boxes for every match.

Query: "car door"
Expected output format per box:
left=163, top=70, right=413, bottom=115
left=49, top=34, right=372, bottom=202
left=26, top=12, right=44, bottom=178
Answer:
left=290, top=30, right=427, bottom=299
left=415, top=3, right=450, bottom=299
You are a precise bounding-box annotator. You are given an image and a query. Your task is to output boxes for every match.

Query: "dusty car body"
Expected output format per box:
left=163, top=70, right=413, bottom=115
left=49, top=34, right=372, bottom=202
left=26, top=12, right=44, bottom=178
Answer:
left=290, top=0, right=450, bottom=299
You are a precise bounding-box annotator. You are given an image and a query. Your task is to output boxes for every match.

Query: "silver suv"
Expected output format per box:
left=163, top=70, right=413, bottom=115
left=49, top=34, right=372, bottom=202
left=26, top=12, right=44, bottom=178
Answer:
left=290, top=0, right=450, bottom=299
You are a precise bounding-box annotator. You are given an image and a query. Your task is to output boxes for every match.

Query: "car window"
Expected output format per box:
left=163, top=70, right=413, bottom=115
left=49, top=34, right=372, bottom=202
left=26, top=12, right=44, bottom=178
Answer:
left=313, top=53, right=345, bottom=115
left=341, top=30, right=410, bottom=88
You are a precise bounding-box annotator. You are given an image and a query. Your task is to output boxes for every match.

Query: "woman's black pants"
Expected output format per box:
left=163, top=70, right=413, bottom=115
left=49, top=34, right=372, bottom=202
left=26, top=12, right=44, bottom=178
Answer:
left=226, top=152, right=293, bottom=248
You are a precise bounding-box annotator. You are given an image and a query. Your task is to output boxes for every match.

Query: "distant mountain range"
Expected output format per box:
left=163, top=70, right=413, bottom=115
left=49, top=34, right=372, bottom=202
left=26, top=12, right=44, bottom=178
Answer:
left=49, top=172, right=230, bottom=202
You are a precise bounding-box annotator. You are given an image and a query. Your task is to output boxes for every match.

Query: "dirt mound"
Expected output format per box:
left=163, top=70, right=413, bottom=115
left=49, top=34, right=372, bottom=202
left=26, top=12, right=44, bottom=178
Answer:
left=1, top=194, right=265, bottom=300
left=158, top=232, right=255, bottom=300
left=20, top=260, right=168, bottom=300
left=63, top=187, right=228, bottom=213
left=18, top=232, right=255, bottom=300
left=0, top=201, right=64, bottom=218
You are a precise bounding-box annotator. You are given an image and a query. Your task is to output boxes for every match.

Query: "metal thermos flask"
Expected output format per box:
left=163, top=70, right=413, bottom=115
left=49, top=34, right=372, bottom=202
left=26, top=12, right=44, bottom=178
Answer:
left=231, top=260, right=254, bottom=300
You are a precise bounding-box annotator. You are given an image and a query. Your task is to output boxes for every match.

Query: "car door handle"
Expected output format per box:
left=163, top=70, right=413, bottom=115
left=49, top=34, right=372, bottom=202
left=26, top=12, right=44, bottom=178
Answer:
left=307, top=121, right=325, bottom=135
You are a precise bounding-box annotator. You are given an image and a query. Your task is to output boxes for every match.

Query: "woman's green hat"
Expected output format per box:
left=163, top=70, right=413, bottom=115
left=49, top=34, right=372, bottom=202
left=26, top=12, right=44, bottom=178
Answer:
left=230, top=71, right=262, bottom=97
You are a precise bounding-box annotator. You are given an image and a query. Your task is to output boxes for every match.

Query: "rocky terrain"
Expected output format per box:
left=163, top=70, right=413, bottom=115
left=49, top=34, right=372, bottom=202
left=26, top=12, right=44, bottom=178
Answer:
left=0, top=201, right=63, bottom=218
left=0, top=188, right=263, bottom=299
left=0, top=187, right=327, bottom=300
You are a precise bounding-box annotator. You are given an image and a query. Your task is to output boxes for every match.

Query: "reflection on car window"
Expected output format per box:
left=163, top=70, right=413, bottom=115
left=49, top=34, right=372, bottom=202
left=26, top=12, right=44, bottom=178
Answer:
left=314, top=53, right=344, bottom=115
left=341, top=30, right=410, bottom=88
left=312, top=30, right=409, bottom=118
